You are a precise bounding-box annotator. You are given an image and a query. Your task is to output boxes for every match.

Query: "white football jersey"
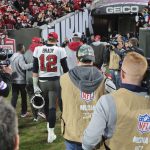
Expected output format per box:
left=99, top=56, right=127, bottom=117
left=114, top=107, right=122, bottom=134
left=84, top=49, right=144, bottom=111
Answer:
left=33, top=45, right=67, bottom=77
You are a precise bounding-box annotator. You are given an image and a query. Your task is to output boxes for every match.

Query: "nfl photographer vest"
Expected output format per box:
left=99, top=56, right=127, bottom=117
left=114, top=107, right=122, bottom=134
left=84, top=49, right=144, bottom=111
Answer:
left=106, top=88, right=150, bottom=150
left=60, top=73, right=105, bottom=143
left=109, top=51, right=121, bottom=70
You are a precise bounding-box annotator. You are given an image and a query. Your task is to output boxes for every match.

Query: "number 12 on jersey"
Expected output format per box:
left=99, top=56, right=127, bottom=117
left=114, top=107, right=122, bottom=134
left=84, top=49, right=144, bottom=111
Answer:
left=39, top=54, right=57, bottom=72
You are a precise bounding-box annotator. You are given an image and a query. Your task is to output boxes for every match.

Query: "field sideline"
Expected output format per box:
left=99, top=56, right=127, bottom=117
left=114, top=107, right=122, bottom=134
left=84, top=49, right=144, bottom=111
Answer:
left=5, top=93, right=65, bottom=150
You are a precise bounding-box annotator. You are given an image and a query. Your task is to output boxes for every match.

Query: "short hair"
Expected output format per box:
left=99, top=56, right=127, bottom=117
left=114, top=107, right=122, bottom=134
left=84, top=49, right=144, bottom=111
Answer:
left=48, top=38, right=57, bottom=43
left=129, top=38, right=139, bottom=47
left=0, top=100, right=18, bottom=150
left=122, top=52, right=148, bottom=80
left=72, top=37, right=81, bottom=42
left=17, top=43, right=24, bottom=51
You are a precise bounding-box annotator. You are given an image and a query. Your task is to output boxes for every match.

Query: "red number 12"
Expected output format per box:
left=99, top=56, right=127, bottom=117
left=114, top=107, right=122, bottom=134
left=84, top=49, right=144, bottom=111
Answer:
left=39, top=54, right=57, bottom=72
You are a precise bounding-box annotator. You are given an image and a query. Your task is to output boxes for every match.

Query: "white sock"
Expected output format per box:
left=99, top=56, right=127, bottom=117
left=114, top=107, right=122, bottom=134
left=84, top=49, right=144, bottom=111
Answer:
left=47, top=122, right=49, bottom=131
left=48, top=128, right=54, bottom=134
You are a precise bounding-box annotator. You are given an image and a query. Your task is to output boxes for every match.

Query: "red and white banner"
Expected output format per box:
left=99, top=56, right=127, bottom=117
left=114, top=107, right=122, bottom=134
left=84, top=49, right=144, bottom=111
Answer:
left=0, top=37, right=16, bottom=53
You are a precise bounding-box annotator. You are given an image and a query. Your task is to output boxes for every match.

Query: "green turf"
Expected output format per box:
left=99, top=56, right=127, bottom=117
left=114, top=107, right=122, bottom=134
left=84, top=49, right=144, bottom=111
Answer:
left=5, top=94, right=65, bottom=150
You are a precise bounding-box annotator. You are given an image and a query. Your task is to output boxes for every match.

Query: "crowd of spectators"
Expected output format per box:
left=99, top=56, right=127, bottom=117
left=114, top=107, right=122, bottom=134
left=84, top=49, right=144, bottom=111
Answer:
left=135, top=1, right=150, bottom=28
left=0, top=0, right=91, bottom=30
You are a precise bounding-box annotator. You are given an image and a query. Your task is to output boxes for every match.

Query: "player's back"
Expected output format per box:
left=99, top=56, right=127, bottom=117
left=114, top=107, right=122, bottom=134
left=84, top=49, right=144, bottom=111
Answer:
left=33, top=45, right=66, bottom=78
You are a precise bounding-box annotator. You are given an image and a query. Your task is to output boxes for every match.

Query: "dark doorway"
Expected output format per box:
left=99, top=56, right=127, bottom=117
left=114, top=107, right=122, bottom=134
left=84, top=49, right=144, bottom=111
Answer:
left=118, top=15, right=136, bottom=34
left=93, top=14, right=136, bottom=38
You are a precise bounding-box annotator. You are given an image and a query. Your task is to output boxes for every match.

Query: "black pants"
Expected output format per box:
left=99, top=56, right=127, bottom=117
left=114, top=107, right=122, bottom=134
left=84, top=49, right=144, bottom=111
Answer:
left=39, top=79, right=62, bottom=128
left=11, top=83, right=27, bottom=114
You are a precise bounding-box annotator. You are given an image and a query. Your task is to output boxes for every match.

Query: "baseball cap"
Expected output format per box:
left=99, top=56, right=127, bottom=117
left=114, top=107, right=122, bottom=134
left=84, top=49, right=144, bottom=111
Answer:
left=32, top=37, right=41, bottom=43
left=77, top=44, right=95, bottom=62
left=73, top=32, right=82, bottom=38
left=48, top=32, right=58, bottom=41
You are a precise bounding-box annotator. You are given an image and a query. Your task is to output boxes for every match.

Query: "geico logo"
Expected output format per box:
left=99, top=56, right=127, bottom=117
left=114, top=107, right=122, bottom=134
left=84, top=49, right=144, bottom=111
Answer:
left=106, top=6, right=139, bottom=14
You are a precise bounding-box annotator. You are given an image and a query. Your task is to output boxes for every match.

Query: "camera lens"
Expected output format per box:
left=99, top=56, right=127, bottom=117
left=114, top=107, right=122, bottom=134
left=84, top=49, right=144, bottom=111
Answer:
left=0, top=49, right=7, bottom=60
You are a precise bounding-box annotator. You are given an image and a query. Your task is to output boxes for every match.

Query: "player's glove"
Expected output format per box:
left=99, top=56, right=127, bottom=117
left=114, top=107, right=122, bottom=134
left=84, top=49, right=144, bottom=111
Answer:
left=33, top=77, right=42, bottom=94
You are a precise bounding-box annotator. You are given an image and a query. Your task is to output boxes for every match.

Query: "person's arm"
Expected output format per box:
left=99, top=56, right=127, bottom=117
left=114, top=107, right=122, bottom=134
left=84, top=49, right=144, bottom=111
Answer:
left=82, top=95, right=117, bottom=150
left=113, top=48, right=122, bottom=57
left=32, top=57, right=41, bottom=94
left=60, top=47, right=69, bottom=73
left=60, top=57, right=69, bottom=73
left=32, top=57, right=39, bottom=74
left=18, top=55, right=33, bottom=70
left=134, top=47, right=144, bottom=56
left=103, top=48, right=110, bottom=65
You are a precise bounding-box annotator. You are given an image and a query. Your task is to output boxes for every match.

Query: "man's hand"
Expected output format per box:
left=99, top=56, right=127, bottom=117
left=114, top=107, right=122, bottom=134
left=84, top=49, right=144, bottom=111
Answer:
left=32, top=75, right=42, bottom=94
left=33, top=86, right=42, bottom=94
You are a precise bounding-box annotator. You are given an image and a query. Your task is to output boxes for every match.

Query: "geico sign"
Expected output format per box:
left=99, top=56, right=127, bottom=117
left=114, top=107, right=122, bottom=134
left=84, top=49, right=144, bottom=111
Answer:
left=106, top=6, right=139, bottom=14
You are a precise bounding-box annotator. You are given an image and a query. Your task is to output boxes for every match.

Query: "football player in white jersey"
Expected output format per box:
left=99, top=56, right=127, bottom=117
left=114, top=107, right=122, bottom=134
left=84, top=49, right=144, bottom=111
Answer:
left=32, top=32, right=69, bottom=143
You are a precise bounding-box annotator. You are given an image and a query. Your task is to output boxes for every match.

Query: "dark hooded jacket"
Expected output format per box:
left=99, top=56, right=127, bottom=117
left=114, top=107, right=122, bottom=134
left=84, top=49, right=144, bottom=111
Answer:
left=69, top=66, right=104, bottom=93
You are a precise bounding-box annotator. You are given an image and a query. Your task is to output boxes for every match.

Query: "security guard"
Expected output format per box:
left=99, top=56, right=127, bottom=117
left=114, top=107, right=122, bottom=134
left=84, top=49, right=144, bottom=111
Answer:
left=82, top=52, right=150, bottom=150
left=60, top=44, right=105, bottom=150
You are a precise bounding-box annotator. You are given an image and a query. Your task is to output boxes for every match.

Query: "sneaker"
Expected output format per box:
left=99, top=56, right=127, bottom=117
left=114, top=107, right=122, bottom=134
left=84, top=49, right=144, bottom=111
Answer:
left=38, top=112, right=46, bottom=119
left=21, top=112, right=29, bottom=118
left=33, top=118, right=38, bottom=122
left=47, top=132, right=56, bottom=143
left=47, top=128, right=56, bottom=143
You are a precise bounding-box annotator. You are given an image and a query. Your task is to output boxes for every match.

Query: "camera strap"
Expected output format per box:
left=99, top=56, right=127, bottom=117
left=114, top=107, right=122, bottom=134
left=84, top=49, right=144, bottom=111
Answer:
left=102, top=136, right=111, bottom=150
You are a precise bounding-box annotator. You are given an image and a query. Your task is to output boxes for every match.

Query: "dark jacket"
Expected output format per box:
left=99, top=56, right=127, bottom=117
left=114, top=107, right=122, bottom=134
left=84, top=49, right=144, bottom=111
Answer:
left=91, top=41, right=106, bottom=68
left=69, top=66, right=104, bottom=94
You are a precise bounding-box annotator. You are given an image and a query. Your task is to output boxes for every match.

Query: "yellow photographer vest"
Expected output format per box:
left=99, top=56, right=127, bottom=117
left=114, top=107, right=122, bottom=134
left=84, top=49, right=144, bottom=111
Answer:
left=109, top=51, right=121, bottom=70
left=107, top=88, right=150, bottom=150
left=60, top=73, right=105, bottom=143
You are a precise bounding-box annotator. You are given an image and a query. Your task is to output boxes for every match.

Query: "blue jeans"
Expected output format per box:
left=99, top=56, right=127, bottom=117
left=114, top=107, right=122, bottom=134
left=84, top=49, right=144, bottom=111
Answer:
left=65, top=141, right=83, bottom=150
left=109, top=70, right=121, bottom=89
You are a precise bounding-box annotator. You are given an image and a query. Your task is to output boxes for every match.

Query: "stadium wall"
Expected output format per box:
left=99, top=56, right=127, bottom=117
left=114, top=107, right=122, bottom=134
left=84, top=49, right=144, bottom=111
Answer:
left=39, top=9, right=91, bottom=45
left=139, top=28, right=150, bottom=57
left=7, top=28, right=41, bottom=50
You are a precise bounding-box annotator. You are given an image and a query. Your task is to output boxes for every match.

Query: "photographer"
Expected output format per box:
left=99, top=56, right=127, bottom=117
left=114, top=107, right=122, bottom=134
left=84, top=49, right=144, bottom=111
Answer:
left=0, top=65, right=12, bottom=97
left=82, top=52, right=149, bottom=150
left=128, top=37, right=144, bottom=56
left=108, top=40, right=125, bottom=89
left=0, top=47, right=13, bottom=97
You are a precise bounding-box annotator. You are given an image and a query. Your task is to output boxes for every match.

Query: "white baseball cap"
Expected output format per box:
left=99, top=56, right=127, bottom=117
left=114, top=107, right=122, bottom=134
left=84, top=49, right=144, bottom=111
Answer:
left=73, top=32, right=82, bottom=38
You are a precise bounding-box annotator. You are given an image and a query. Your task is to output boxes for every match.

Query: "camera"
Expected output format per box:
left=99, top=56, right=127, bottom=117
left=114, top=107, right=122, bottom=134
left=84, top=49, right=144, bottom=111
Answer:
left=142, top=58, right=150, bottom=94
left=108, top=39, right=118, bottom=50
left=0, top=48, right=13, bottom=66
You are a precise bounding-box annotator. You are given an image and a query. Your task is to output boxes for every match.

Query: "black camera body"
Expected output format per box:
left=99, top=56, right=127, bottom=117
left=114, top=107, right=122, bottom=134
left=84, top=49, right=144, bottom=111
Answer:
left=109, top=39, right=118, bottom=50
left=0, top=48, right=13, bottom=66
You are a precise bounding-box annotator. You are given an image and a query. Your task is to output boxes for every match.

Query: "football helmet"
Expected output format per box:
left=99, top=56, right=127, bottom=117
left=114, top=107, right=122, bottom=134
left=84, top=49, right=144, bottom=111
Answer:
left=31, top=94, right=45, bottom=109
